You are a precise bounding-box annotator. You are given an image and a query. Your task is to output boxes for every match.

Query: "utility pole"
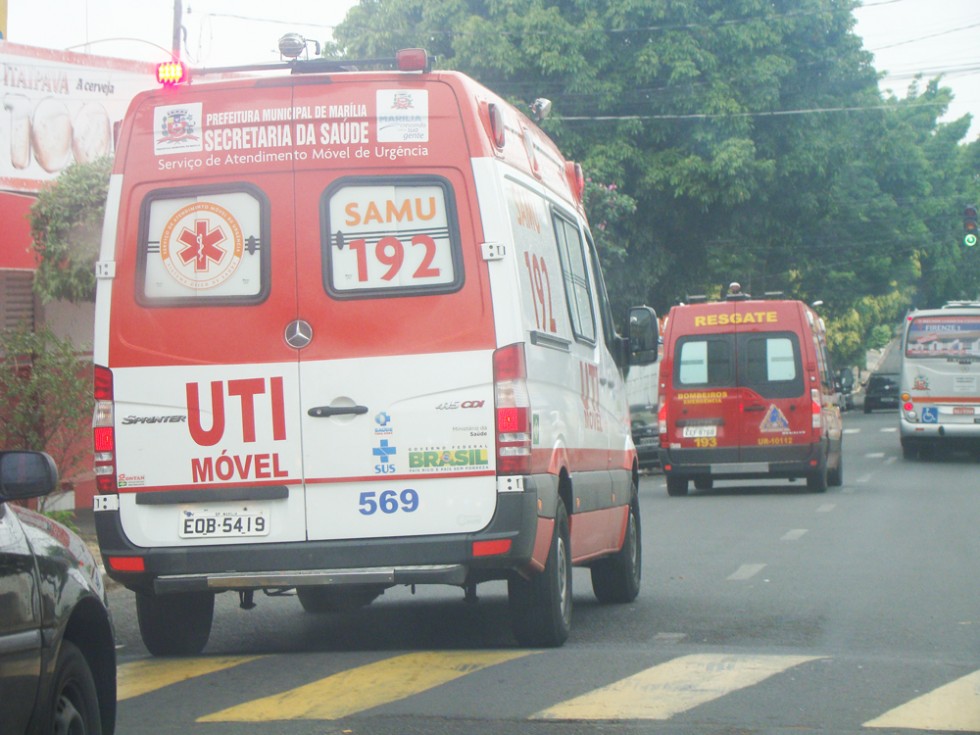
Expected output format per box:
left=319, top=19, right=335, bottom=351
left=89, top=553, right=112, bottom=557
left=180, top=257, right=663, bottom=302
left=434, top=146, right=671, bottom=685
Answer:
left=172, top=0, right=183, bottom=59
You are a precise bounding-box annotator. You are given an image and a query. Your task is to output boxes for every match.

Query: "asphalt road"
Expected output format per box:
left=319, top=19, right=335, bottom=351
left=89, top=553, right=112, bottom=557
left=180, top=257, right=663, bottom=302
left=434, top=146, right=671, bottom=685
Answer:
left=104, top=406, right=979, bottom=735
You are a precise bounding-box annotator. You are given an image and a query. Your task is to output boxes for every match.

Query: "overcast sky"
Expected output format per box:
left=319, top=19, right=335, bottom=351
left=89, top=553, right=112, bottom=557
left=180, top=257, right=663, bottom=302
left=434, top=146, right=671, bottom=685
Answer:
left=4, top=0, right=978, bottom=139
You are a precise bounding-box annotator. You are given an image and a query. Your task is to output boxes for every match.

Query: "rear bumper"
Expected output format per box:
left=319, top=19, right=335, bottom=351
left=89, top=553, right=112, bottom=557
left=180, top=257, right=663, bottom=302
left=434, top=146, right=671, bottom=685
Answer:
left=900, top=417, right=980, bottom=441
left=96, top=488, right=542, bottom=594
left=659, top=443, right=826, bottom=480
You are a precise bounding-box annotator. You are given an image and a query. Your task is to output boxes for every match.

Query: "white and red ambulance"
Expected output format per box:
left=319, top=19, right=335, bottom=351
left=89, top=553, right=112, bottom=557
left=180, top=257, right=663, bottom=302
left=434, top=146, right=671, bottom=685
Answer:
left=92, top=47, right=658, bottom=654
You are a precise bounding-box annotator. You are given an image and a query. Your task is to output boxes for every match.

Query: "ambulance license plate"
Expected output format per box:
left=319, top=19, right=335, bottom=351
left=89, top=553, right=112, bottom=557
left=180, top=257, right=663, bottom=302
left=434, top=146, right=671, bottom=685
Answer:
left=179, top=508, right=270, bottom=538
left=682, top=426, right=717, bottom=438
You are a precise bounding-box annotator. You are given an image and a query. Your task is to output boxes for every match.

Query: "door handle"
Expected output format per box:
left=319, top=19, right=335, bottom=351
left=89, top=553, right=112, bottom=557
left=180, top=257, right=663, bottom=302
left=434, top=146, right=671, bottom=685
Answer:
left=308, top=405, right=368, bottom=417
left=743, top=404, right=766, bottom=412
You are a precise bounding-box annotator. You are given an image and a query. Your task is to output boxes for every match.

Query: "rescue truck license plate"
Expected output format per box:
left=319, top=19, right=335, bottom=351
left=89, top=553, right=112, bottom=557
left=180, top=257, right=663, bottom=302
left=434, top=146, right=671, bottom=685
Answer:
left=682, top=426, right=717, bottom=438
left=179, top=508, right=270, bottom=538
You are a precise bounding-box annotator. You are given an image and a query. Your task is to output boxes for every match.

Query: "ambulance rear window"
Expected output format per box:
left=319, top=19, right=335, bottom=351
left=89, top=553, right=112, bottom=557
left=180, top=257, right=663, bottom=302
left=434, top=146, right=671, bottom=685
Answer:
left=137, top=186, right=270, bottom=306
left=322, top=177, right=463, bottom=299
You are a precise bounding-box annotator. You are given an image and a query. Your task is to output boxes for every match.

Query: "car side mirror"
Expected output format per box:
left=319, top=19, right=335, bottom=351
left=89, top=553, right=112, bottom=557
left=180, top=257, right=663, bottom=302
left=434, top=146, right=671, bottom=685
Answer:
left=628, top=305, right=659, bottom=365
left=0, top=451, right=59, bottom=502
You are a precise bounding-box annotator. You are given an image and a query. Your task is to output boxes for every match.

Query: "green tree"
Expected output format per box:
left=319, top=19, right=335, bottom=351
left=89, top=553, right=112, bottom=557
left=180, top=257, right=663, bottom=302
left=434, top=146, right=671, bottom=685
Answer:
left=0, top=325, right=92, bottom=508
left=30, top=156, right=113, bottom=303
left=327, top=0, right=975, bottom=351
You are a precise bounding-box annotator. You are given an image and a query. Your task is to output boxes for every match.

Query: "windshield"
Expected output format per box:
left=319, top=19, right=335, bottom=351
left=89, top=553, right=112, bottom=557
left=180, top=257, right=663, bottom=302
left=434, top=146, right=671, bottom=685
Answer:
left=905, top=315, right=980, bottom=359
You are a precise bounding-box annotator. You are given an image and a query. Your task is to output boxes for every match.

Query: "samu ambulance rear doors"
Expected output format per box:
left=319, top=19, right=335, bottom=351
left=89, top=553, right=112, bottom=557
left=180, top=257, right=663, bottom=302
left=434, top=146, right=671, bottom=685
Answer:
left=288, top=78, right=499, bottom=542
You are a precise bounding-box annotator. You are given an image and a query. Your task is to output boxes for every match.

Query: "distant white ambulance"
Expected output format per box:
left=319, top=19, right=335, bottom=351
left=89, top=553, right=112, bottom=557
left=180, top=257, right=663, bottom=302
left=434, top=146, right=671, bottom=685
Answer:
left=92, top=45, right=658, bottom=654
left=899, top=302, right=980, bottom=458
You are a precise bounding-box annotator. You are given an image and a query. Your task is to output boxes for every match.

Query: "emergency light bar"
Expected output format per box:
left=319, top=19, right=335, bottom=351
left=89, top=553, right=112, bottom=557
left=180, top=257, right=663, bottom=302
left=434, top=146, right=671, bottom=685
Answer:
left=157, top=46, right=435, bottom=86
left=156, top=61, right=188, bottom=86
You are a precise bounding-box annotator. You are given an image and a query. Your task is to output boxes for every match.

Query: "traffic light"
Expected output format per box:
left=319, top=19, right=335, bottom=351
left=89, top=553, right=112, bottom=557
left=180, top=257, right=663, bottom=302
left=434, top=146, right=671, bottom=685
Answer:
left=964, top=205, right=978, bottom=247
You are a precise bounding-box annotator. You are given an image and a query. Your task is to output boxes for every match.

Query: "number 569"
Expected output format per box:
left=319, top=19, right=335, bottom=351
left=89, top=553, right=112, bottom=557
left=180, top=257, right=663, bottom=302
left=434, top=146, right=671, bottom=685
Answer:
left=358, top=488, right=420, bottom=515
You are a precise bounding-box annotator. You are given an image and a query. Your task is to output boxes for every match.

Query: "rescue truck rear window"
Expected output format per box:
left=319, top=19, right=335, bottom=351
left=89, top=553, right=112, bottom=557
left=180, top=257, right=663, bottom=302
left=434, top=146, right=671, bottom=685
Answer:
left=743, top=334, right=803, bottom=398
left=677, top=337, right=733, bottom=386
left=676, top=333, right=803, bottom=397
left=138, top=187, right=270, bottom=305
left=322, top=177, right=463, bottom=299
left=553, top=213, right=596, bottom=343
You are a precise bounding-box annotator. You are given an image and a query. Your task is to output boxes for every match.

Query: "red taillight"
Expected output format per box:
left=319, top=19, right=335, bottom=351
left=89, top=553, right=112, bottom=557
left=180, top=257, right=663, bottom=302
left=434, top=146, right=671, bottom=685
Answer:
left=658, top=402, right=668, bottom=436
left=93, top=365, right=117, bottom=493
left=93, top=427, right=114, bottom=452
left=108, top=556, right=145, bottom=572
left=94, top=365, right=113, bottom=400
left=396, top=48, right=430, bottom=72
left=472, top=539, right=512, bottom=557
left=494, top=343, right=531, bottom=475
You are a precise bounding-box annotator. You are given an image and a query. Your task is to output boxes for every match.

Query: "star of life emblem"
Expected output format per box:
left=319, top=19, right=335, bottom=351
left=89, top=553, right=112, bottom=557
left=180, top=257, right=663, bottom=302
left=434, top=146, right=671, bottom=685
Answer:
left=159, top=202, right=244, bottom=289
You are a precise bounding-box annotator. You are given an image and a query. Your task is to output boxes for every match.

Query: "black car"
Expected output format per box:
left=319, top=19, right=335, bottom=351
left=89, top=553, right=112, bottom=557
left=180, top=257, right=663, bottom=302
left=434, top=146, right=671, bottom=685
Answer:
left=630, top=403, right=660, bottom=470
left=0, top=451, right=116, bottom=735
left=836, top=367, right=855, bottom=411
left=864, top=371, right=900, bottom=413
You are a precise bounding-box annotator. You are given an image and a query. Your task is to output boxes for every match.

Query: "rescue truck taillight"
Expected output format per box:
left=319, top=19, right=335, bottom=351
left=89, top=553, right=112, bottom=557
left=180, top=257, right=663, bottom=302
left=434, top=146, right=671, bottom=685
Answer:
left=494, top=343, right=531, bottom=475
left=156, top=60, right=188, bottom=86
left=93, top=366, right=116, bottom=492
left=811, top=388, right=823, bottom=431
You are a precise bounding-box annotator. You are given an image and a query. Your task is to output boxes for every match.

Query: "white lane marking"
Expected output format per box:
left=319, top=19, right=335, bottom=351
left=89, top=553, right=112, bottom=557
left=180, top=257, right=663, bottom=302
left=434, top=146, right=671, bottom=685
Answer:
left=781, top=529, right=808, bottom=541
left=728, top=563, right=766, bottom=581
left=866, top=452, right=886, bottom=458
left=843, top=428, right=861, bottom=434
left=880, top=427, right=898, bottom=433
left=533, top=654, right=824, bottom=720
left=864, top=669, right=980, bottom=731
left=855, top=473, right=872, bottom=483
left=817, top=504, right=836, bottom=513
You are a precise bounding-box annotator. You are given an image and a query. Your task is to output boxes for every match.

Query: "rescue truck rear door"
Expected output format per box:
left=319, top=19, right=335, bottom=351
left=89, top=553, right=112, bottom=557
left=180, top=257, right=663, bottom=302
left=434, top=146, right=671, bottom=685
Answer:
left=734, top=318, right=809, bottom=455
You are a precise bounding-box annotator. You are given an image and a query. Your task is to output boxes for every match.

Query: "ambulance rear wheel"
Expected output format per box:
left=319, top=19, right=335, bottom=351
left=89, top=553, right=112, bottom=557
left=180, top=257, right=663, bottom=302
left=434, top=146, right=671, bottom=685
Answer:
left=136, top=590, right=214, bottom=656
left=509, top=502, right=571, bottom=647
left=591, top=494, right=641, bottom=604
left=666, top=476, right=689, bottom=497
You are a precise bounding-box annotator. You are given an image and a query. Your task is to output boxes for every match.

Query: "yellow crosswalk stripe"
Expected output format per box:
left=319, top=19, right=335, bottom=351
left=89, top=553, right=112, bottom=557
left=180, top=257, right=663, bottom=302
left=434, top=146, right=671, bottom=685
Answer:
left=118, top=656, right=264, bottom=700
left=197, top=650, right=534, bottom=722
left=533, top=653, right=823, bottom=720
left=864, top=669, right=980, bottom=732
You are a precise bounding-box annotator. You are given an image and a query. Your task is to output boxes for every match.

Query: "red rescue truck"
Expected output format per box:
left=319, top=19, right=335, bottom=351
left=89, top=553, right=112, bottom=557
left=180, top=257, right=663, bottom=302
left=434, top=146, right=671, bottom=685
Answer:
left=657, top=286, right=843, bottom=496
left=91, top=46, right=659, bottom=654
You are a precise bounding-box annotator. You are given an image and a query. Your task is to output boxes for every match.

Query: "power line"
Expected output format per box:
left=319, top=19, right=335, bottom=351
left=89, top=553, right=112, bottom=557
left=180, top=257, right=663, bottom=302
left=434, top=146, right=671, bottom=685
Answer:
left=559, top=100, right=947, bottom=122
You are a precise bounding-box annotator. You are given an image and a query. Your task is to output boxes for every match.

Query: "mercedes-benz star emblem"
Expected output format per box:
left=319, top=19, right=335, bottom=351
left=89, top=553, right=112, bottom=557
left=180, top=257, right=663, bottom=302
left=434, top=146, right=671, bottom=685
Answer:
left=284, top=319, right=313, bottom=349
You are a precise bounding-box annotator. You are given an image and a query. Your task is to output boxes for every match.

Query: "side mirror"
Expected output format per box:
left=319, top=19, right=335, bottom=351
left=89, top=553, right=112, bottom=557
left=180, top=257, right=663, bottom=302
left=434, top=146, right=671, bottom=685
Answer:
left=628, top=305, right=659, bottom=365
left=0, top=451, right=59, bottom=502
